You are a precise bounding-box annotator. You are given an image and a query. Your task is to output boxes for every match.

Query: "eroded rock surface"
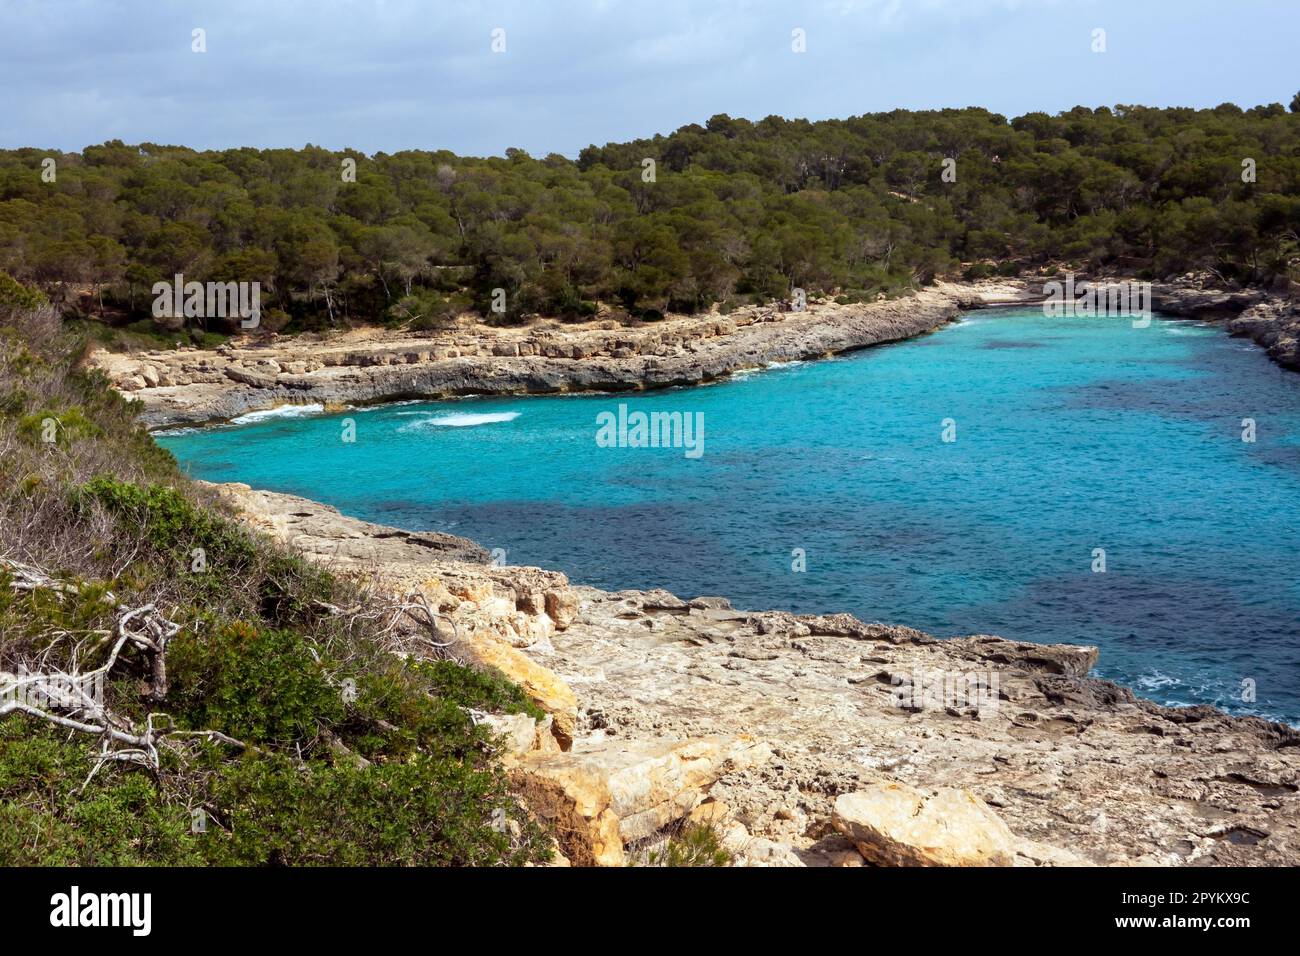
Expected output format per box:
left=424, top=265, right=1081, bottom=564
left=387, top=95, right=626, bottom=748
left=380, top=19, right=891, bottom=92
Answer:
left=1226, top=299, right=1300, bottom=370
left=510, top=736, right=771, bottom=866
left=94, top=278, right=1299, bottom=433
left=553, top=587, right=1300, bottom=866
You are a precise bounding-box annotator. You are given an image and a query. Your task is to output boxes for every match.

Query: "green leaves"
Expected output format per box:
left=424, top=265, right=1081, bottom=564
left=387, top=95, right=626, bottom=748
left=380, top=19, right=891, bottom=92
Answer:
left=0, top=314, right=554, bottom=867
left=7, top=104, right=1297, bottom=328
left=167, top=620, right=344, bottom=745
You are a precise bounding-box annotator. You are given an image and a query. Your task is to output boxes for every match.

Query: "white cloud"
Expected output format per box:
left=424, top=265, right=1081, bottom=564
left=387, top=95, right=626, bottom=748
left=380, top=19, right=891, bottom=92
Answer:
left=0, top=0, right=1291, bottom=155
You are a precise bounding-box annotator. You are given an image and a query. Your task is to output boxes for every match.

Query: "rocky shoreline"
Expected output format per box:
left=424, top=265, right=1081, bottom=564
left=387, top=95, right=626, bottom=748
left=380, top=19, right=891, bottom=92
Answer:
left=92, top=281, right=1025, bottom=428
left=92, top=277, right=1299, bottom=430
left=117, top=276, right=1300, bottom=866
left=209, top=482, right=1300, bottom=867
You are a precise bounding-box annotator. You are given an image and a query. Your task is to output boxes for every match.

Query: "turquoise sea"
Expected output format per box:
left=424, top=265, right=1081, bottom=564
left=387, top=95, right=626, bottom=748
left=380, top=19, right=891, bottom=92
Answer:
left=158, top=310, right=1300, bottom=723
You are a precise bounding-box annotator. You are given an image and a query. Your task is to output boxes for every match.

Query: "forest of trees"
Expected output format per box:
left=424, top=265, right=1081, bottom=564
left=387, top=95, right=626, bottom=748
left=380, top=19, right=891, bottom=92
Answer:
left=1, top=100, right=1298, bottom=336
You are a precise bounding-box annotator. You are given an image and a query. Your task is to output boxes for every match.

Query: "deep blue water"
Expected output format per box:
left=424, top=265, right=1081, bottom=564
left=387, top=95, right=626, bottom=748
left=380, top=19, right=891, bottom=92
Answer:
left=158, top=310, right=1300, bottom=723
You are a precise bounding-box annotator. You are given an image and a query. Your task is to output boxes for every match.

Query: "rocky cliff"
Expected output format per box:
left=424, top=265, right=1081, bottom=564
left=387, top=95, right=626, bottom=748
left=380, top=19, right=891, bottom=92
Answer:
left=93, top=283, right=1024, bottom=428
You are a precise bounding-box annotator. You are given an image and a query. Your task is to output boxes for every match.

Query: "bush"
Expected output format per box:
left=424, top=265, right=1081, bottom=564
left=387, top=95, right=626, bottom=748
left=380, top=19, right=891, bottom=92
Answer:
left=167, top=620, right=345, bottom=744
left=0, top=721, right=202, bottom=866
left=0, top=318, right=553, bottom=866
left=640, top=822, right=732, bottom=867
left=199, top=750, right=547, bottom=866
left=0, top=720, right=551, bottom=866
left=388, top=289, right=467, bottom=332
left=413, top=658, right=547, bottom=721
left=76, top=477, right=335, bottom=624
left=0, top=271, right=49, bottom=316
left=16, top=406, right=101, bottom=446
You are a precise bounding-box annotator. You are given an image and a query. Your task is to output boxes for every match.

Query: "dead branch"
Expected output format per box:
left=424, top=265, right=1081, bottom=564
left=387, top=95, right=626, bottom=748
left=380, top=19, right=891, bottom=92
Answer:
left=1, top=555, right=244, bottom=785
left=313, top=586, right=460, bottom=657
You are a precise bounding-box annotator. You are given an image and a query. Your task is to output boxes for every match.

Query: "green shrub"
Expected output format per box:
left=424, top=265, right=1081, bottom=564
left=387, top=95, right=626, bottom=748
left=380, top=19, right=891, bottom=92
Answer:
left=17, top=406, right=101, bottom=446
left=0, top=721, right=550, bottom=866
left=167, top=620, right=345, bottom=745
left=199, top=750, right=548, bottom=866
left=641, top=822, right=732, bottom=867
left=76, top=477, right=335, bottom=623
left=0, top=271, right=48, bottom=314
left=0, top=317, right=553, bottom=867
left=0, top=721, right=202, bottom=866
left=412, top=658, right=547, bottom=721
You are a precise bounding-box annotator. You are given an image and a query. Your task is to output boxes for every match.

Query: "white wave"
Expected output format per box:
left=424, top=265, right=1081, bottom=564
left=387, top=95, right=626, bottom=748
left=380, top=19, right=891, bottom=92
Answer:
left=399, top=411, right=521, bottom=432
left=728, top=359, right=808, bottom=382
left=1133, top=671, right=1179, bottom=690
left=230, top=403, right=326, bottom=425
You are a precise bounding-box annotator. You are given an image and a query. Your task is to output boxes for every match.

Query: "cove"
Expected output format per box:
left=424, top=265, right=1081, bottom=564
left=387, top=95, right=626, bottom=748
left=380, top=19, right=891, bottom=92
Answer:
left=157, top=309, right=1300, bottom=724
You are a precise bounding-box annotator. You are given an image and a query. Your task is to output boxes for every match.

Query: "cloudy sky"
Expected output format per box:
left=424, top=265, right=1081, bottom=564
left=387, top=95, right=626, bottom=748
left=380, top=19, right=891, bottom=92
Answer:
left=2, top=0, right=1296, bottom=157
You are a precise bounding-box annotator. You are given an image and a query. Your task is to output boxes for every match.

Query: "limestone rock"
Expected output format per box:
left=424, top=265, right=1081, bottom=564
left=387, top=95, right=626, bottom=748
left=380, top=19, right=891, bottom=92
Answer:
left=462, top=631, right=577, bottom=749
left=472, top=709, right=558, bottom=763
left=511, top=736, right=770, bottom=866
left=206, top=482, right=489, bottom=565
left=832, top=783, right=1017, bottom=867
left=732, top=837, right=806, bottom=867
left=205, top=477, right=1300, bottom=868
left=223, top=366, right=277, bottom=388
left=545, top=588, right=580, bottom=629
left=686, top=798, right=730, bottom=828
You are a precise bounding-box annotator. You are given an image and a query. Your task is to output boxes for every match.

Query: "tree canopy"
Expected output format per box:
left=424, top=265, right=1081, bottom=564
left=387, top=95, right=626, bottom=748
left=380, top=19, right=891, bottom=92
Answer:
left=2, top=101, right=1298, bottom=333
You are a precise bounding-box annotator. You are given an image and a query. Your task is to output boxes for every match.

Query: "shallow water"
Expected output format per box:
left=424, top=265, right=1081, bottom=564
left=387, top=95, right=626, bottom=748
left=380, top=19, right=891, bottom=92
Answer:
left=158, top=310, right=1300, bottom=723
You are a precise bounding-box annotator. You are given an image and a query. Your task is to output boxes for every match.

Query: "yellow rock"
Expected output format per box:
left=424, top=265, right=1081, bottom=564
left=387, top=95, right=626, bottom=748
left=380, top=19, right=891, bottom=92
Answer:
left=686, top=799, right=730, bottom=828
left=510, top=759, right=625, bottom=867
left=510, top=736, right=770, bottom=866
left=832, top=783, right=1017, bottom=867
left=461, top=630, right=577, bottom=749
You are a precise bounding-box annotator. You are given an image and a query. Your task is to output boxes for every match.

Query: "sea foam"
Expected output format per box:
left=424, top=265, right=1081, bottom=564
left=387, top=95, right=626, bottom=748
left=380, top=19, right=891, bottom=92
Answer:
left=400, top=411, right=521, bottom=431
left=230, top=403, right=326, bottom=425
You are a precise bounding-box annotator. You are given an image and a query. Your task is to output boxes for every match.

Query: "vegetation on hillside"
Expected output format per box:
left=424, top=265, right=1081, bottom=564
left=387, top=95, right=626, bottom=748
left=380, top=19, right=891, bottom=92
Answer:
left=2, top=101, right=1298, bottom=337
left=0, top=279, right=551, bottom=864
